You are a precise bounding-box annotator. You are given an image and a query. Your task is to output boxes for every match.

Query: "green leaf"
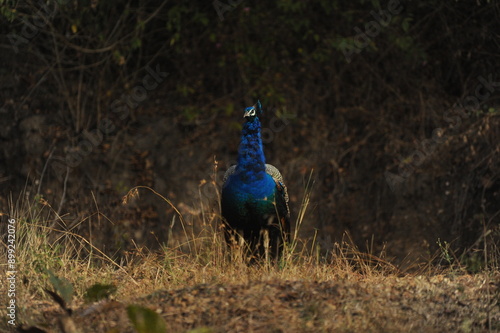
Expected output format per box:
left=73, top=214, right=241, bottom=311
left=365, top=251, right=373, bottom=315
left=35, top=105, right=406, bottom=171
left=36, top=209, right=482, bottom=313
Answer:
left=224, top=103, right=234, bottom=115
left=46, top=269, right=73, bottom=306
left=127, top=305, right=167, bottom=333
left=186, top=328, right=214, bottom=333
left=84, top=283, right=117, bottom=302
left=131, top=37, right=142, bottom=50
left=401, top=17, right=413, bottom=32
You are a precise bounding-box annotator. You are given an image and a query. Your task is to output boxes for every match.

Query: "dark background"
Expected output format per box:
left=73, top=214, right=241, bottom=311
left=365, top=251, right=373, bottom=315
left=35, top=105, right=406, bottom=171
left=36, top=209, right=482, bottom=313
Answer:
left=1, top=0, right=499, bottom=270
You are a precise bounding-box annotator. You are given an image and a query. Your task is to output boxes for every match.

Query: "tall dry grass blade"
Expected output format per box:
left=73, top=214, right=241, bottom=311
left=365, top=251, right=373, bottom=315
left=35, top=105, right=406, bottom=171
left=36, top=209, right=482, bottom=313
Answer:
left=123, top=185, right=191, bottom=253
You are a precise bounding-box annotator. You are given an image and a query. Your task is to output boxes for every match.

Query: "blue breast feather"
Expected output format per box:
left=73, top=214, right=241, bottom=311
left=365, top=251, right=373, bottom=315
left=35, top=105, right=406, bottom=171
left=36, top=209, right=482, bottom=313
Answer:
left=224, top=171, right=276, bottom=198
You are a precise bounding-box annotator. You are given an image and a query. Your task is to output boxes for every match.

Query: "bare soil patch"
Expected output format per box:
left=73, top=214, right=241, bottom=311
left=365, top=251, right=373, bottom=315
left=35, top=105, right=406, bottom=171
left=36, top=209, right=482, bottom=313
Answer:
left=16, top=274, right=499, bottom=333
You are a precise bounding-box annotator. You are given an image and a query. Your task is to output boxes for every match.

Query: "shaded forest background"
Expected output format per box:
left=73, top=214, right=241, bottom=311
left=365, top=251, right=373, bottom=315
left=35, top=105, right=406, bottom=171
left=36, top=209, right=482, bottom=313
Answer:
left=0, top=0, right=499, bottom=269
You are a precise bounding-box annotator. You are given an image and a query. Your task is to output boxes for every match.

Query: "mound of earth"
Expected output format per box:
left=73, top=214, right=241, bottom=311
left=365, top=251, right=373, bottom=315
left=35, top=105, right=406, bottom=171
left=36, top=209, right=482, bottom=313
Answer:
left=17, top=274, right=499, bottom=332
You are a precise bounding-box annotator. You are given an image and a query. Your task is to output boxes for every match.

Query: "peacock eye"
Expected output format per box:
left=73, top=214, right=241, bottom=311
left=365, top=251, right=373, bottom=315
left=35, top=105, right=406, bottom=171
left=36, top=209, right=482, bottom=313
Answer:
left=249, top=108, right=255, bottom=116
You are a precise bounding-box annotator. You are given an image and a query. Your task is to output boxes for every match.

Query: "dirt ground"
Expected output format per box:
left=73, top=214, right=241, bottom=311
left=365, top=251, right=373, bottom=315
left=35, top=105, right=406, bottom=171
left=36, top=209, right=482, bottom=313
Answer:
left=14, top=274, right=500, bottom=333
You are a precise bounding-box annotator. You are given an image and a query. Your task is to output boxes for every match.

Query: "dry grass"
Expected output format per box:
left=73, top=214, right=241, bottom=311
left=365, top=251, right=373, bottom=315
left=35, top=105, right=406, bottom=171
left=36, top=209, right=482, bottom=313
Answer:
left=1, top=186, right=499, bottom=332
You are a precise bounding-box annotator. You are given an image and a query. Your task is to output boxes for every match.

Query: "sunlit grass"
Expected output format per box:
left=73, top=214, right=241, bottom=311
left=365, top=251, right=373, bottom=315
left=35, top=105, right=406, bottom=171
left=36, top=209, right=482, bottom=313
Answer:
left=1, top=175, right=498, bottom=332
left=1, top=175, right=387, bottom=305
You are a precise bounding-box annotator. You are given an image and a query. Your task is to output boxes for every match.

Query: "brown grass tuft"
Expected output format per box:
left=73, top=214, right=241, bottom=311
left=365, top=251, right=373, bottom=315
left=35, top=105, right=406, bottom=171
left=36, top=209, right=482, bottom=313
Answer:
left=1, top=186, right=498, bottom=332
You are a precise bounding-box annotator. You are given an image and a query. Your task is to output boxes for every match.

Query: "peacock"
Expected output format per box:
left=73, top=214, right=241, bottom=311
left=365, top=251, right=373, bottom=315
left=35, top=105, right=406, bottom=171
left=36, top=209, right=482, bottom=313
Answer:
left=221, top=100, right=290, bottom=260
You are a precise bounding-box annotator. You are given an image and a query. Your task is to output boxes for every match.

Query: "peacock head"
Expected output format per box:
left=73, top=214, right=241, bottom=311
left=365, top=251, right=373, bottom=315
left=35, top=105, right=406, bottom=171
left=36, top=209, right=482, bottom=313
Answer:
left=243, top=100, right=263, bottom=121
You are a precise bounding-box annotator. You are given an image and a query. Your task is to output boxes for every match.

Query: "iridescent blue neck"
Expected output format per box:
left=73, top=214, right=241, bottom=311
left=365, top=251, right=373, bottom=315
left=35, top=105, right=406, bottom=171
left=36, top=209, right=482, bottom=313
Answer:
left=236, top=117, right=267, bottom=182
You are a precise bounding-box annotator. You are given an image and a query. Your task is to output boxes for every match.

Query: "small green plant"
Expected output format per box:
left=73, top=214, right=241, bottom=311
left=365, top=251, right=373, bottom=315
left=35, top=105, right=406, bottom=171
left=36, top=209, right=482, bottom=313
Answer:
left=84, top=283, right=117, bottom=303
left=186, top=328, right=214, bottom=333
left=45, top=269, right=74, bottom=306
left=127, top=305, right=167, bottom=333
left=437, top=238, right=453, bottom=265
left=0, top=0, right=17, bottom=22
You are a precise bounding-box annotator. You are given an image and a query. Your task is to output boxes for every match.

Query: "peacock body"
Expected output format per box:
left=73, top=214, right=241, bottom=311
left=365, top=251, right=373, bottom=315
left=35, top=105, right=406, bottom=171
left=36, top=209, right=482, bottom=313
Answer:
left=221, top=100, right=290, bottom=259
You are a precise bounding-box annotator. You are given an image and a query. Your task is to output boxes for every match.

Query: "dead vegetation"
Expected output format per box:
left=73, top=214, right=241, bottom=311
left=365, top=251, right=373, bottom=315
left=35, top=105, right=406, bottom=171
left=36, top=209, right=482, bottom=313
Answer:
left=1, top=191, right=499, bottom=333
